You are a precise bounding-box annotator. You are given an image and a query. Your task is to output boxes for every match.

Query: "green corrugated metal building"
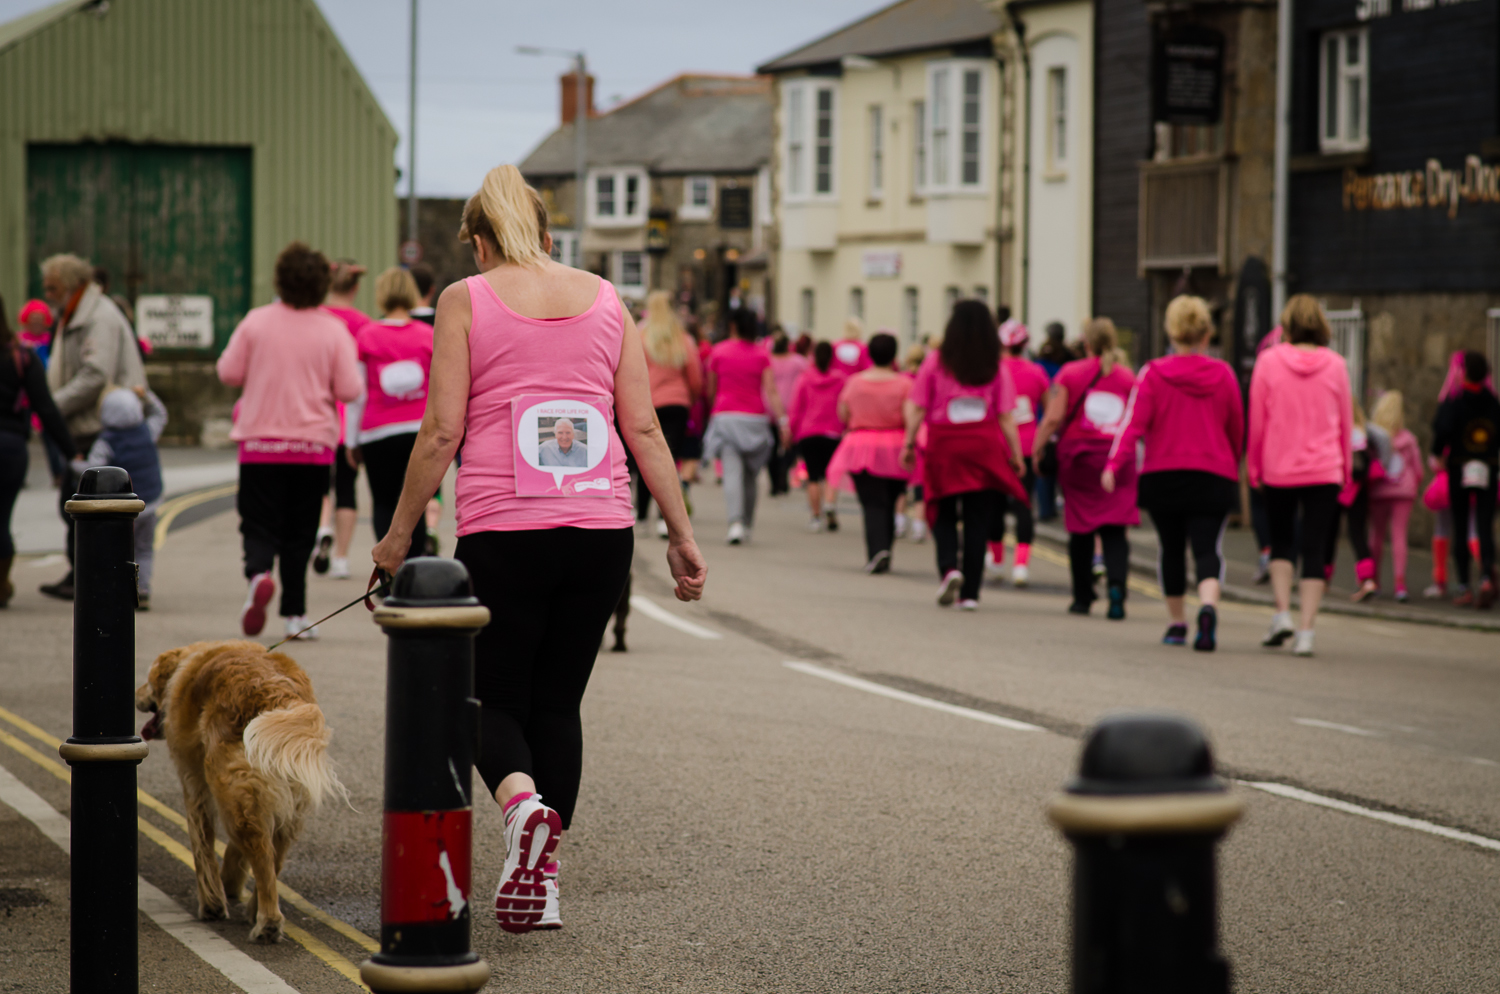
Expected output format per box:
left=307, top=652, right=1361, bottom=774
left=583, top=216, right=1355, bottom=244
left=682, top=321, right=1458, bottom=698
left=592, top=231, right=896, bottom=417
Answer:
left=0, top=0, right=397, bottom=440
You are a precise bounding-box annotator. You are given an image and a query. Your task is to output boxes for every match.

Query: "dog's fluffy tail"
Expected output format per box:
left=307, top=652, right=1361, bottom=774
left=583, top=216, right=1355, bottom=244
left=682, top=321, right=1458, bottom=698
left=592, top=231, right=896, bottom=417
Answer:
left=243, top=704, right=351, bottom=810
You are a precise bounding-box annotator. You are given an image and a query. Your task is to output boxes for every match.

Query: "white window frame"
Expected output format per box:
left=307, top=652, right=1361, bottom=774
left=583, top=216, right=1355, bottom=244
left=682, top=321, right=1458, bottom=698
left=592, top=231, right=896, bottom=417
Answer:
left=849, top=286, right=865, bottom=320
left=782, top=80, right=838, bottom=203
left=1046, top=66, right=1068, bottom=174
left=800, top=288, right=816, bottom=332
left=680, top=175, right=715, bottom=221
left=868, top=105, right=885, bottom=201
left=923, top=60, right=990, bottom=194
left=912, top=100, right=927, bottom=195
left=588, top=166, right=648, bottom=227
left=550, top=229, right=581, bottom=269
left=1319, top=28, right=1370, bottom=153
left=903, top=286, right=920, bottom=342
left=613, top=250, right=647, bottom=298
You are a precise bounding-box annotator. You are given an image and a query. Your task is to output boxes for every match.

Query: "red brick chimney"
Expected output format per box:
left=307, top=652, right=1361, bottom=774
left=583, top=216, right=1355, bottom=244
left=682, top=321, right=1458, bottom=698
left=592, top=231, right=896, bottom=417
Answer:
left=560, top=72, right=596, bottom=126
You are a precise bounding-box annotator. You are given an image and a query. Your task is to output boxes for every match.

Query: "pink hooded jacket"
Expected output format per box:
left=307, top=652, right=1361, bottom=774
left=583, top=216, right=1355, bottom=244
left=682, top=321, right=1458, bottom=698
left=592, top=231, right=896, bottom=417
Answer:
left=1367, top=428, right=1423, bottom=502
left=1106, top=353, right=1244, bottom=481
left=1248, top=343, right=1352, bottom=489
left=788, top=367, right=847, bottom=441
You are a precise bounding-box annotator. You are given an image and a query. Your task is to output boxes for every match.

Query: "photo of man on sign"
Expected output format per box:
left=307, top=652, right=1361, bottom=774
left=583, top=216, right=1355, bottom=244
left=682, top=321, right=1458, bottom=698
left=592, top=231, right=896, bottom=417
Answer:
left=538, top=417, right=589, bottom=467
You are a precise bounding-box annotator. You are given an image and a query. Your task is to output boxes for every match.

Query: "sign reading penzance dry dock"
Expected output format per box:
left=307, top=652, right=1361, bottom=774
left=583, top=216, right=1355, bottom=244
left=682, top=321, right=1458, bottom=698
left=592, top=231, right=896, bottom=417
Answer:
left=1343, top=155, right=1500, bottom=218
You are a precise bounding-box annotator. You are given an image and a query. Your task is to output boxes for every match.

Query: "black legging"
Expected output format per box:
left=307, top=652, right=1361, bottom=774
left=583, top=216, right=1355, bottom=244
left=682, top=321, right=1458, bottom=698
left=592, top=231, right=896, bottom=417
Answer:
left=1068, top=527, right=1129, bottom=607
left=990, top=457, right=1036, bottom=545
left=1325, top=484, right=1372, bottom=575
left=1449, top=474, right=1498, bottom=587
left=0, top=432, right=28, bottom=561
left=458, top=526, right=633, bottom=830
left=1149, top=508, right=1228, bottom=597
left=934, top=490, right=1000, bottom=601
left=238, top=462, right=329, bottom=618
left=851, top=472, right=907, bottom=562
left=1264, top=483, right=1340, bottom=580
left=360, top=432, right=426, bottom=560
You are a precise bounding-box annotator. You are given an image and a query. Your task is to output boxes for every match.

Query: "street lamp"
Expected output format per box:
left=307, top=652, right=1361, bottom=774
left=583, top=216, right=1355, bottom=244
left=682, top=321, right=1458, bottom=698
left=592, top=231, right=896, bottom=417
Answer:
left=517, top=45, right=588, bottom=237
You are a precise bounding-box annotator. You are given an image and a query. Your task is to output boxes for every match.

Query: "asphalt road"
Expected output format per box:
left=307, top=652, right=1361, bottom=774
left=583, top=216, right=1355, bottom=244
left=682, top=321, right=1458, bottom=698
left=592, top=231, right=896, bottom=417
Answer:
left=1, top=476, right=1496, bottom=992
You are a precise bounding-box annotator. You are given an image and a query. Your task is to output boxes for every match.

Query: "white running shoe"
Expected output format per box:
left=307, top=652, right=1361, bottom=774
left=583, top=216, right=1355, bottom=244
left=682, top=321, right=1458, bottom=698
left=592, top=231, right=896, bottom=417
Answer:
left=656, top=519, right=669, bottom=540
left=329, top=557, right=351, bottom=580
left=536, top=862, right=561, bottom=930
left=984, top=550, right=1004, bottom=579
left=728, top=522, right=746, bottom=545
left=284, top=616, right=318, bottom=641
left=495, top=795, right=562, bottom=934
left=909, top=519, right=927, bottom=543
left=1292, top=630, right=1315, bottom=657
left=1262, top=611, right=1295, bottom=647
left=894, top=513, right=909, bottom=539
left=957, top=599, right=979, bottom=611
left=240, top=573, right=276, bottom=637
left=1011, top=564, right=1030, bottom=588
left=937, top=570, right=963, bottom=606
left=807, top=516, right=824, bottom=533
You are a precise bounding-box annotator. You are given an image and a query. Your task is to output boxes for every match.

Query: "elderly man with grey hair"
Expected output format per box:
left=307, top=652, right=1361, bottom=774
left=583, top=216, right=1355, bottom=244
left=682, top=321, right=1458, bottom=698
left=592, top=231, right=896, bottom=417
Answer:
left=538, top=418, right=589, bottom=467
left=38, top=252, right=147, bottom=601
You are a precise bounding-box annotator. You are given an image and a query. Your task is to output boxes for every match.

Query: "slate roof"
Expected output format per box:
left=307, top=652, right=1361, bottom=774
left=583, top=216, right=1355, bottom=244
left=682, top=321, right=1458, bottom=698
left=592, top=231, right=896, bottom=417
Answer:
left=518, top=74, right=772, bottom=178
left=757, top=0, right=1001, bottom=74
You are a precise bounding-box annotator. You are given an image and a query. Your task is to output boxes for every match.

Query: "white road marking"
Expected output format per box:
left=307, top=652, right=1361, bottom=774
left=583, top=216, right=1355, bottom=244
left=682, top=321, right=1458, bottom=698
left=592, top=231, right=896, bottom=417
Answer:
left=0, top=760, right=299, bottom=994
left=1465, top=756, right=1500, bottom=768
left=1240, top=780, right=1500, bottom=854
left=629, top=596, right=722, bottom=640
left=784, top=661, right=1044, bottom=732
left=1293, top=717, right=1381, bottom=737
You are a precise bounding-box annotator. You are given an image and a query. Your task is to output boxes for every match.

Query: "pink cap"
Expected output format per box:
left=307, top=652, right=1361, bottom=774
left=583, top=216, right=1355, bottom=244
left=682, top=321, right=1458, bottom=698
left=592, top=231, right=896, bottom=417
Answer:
left=17, top=299, right=51, bottom=326
left=999, top=319, right=1029, bottom=348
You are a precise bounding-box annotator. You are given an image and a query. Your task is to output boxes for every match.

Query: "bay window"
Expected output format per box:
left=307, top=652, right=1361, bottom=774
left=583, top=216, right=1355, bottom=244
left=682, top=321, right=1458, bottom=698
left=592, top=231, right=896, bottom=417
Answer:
left=923, top=61, right=989, bottom=194
left=588, top=167, right=648, bottom=227
left=783, top=80, right=838, bottom=201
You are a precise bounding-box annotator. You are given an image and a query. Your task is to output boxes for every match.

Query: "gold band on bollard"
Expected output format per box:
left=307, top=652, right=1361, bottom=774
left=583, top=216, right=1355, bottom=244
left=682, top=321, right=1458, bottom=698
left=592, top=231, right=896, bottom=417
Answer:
left=373, top=605, right=492, bottom=630
left=64, top=499, right=146, bottom=515
left=58, top=740, right=150, bottom=763
left=1048, top=791, right=1244, bottom=835
left=359, top=959, right=491, bottom=993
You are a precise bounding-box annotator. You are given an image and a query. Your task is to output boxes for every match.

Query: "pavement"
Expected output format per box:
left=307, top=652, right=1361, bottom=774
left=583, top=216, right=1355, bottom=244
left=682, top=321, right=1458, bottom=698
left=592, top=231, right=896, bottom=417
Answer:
left=0, top=462, right=1497, bottom=992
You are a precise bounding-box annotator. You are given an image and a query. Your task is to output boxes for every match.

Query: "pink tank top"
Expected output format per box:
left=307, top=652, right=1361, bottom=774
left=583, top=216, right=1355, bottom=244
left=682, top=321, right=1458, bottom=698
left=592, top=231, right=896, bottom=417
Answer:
left=455, top=274, right=634, bottom=534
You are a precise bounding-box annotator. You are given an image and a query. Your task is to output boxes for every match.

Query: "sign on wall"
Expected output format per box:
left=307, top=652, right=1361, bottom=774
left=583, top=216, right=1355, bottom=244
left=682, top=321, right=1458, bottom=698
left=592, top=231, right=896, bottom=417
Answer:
left=719, top=188, right=752, bottom=230
left=1342, top=156, right=1500, bottom=218
left=1153, top=26, right=1224, bottom=125
left=861, top=250, right=902, bottom=279
left=136, top=295, right=215, bottom=349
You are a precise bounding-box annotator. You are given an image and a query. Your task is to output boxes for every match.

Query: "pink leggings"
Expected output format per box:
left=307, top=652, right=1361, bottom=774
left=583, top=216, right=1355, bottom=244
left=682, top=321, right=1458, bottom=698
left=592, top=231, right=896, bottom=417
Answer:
left=1368, top=497, right=1413, bottom=590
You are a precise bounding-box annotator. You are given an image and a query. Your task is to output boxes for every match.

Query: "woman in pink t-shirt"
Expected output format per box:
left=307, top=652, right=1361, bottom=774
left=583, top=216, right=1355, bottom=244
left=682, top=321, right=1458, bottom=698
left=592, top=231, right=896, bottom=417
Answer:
left=1033, top=317, right=1137, bottom=618
left=702, top=308, right=786, bottom=544
left=640, top=290, right=702, bottom=532
left=788, top=342, right=847, bottom=532
left=370, top=165, right=705, bottom=935
left=826, top=332, right=911, bottom=572
left=902, top=301, right=1026, bottom=609
left=766, top=332, right=808, bottom=496
left=990, top=320, right=1047, bottom=586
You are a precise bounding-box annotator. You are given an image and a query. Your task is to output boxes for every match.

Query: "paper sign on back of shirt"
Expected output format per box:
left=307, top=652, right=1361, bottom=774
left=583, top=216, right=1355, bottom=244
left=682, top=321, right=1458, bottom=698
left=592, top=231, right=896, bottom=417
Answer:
left=512, top=395, right=613, bottom=497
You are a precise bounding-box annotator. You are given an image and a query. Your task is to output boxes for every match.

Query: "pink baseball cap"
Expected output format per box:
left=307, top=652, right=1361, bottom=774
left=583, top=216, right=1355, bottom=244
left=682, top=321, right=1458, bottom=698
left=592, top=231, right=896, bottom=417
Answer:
left=999, top=319, right=1029, bottom=348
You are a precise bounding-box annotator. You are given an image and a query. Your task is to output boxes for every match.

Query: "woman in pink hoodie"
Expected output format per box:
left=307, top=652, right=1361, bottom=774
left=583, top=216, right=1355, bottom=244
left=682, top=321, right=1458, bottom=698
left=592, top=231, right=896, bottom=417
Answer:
left=1247, top=294, right=1353, bottom=656
left=788, top=341, right=847, bottom=531
left=1103, top=296, right=1243, bottom=651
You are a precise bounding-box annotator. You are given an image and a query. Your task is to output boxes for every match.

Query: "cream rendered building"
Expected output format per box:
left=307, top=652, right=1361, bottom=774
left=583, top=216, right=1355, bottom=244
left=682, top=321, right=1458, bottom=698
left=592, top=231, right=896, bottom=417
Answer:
left=760, top=0, right=1008, bottom=344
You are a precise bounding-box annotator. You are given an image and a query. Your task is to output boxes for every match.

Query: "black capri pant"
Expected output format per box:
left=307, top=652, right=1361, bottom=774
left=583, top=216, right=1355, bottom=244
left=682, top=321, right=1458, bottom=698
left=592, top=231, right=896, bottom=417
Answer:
left=1140, top=470, right=1236, bottom=598
left=457, top=526, right=633, bottom=830
left=798, top=435, right=841, bottom=483
left=1264, top=483, right=1341, bottom=581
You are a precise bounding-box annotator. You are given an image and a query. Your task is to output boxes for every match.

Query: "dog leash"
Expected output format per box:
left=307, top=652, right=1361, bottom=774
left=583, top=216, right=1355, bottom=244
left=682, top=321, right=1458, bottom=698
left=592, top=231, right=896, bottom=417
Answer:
left=266, top=568, right=393, bottom=651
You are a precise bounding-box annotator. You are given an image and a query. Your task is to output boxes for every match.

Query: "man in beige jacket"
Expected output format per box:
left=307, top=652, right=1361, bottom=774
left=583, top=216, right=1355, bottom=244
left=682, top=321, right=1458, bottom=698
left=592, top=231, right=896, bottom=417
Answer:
left=40, top=253, right=146, bottom=599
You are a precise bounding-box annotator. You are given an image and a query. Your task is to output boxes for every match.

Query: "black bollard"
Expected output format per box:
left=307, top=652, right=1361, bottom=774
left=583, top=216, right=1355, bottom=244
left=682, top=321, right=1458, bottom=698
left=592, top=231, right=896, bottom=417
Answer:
left=60, top=466, right=148, bottom=994
left=1048, top=712, right=1244, bottom=994
left=361, top=558, right=491, bottom=994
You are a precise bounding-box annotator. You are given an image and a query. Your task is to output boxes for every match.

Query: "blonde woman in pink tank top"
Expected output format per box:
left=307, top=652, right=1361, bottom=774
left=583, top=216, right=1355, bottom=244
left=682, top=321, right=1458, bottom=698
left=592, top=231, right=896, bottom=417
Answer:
left=371, top=165, right=706, bottom=935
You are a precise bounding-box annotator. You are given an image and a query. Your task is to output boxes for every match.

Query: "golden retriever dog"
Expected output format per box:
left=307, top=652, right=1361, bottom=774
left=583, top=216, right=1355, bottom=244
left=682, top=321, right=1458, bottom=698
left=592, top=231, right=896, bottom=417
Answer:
left=135, top=640, right=346, bottom=943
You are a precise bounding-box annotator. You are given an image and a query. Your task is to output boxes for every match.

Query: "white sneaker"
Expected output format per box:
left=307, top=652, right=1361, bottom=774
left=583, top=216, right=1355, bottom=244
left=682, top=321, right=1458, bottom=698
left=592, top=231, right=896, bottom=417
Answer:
left=806, top=516, right=824, bottom=533
left=909, top=520, right=927, bottom=543
left=1292, top=630, right=1316, bottom=657
left=656, top=518, right=670, bottom=539
left=284, top=616, right=318, bottom=641
left=1262, top=611, right=1295, bottom=647
left=329, top=557, right=351, bottom=580
left=937, top=570, right=963, bottom=606
left=536, top=862, right=561, bottom=930
left=495, top=794, right=561, bottom=934
left=984, top=550, right=1004, bottom=579
left=727, top=522, right=746, bottom=545
left=957, top=599, right=979, bottom=611
left=894, top=513, right=909, bottom=538
left=1011, top=564, right=1030, bottom=588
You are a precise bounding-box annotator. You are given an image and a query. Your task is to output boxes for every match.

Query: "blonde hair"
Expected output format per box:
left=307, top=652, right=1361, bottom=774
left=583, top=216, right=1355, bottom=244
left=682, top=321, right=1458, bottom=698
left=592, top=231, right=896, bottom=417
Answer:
left=1371, top=390, right=1405, bottom=435
left=458, top=164, right=550, bottom=268
left=1352, top=399, right=1367, bottom=430
left=1165, top=295, right=1213, bottom=345
left=41, top=253, right=93, bottom=292
left=842, top=316, right=864, bottom=341
left=1281, top=294, right=1331, bottom=347
left=375, top=267, right=420, bottom=314
left=641, top=290, right=687, bottom=368
left=1083, top=317, right=1120, bottom=374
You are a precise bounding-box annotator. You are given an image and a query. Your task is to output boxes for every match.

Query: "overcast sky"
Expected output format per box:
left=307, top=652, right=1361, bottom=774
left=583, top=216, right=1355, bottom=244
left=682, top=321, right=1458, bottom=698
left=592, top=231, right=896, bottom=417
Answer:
left=0, top=0, right=882, bottom=196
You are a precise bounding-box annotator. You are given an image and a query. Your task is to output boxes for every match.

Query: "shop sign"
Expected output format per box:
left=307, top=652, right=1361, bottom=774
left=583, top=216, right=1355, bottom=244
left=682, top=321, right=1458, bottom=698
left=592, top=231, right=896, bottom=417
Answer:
left=861, top=250, right=902, bottom=279
left=719, top=188, right=752, bottom=230
left=1342, top=155, right=1500, bottom=218
left=1358, top=0, right=1479, bottom=21
left=647, top=210, right=671, bottom=253
left=1153, top=26, right=1224, bottom=126
left=136, top=294, right=214, bottom=348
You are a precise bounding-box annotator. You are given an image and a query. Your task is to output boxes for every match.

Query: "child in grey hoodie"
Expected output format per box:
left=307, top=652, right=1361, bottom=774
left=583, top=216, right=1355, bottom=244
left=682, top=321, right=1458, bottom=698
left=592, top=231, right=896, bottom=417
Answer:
left=76, top=387, right=166, bottom=608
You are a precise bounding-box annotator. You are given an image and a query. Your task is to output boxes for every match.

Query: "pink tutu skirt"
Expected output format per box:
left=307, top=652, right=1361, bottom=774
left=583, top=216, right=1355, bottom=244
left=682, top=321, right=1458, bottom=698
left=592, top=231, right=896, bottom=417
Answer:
left=826, top=429, right=908, bottom=493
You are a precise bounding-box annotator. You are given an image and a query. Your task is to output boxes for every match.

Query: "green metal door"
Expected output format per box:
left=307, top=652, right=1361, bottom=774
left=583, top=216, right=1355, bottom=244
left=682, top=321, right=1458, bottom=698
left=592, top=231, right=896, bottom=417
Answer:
left=26, top=143, right=252, bottom=353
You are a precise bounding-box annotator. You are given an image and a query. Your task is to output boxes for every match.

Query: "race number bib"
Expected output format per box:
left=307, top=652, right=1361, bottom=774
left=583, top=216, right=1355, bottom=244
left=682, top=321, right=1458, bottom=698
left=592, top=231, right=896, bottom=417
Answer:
left=835, top=342, right=862, bottom=366
left=512, top=395, right=614, bottom=497
left=1461, top=459, right=1491, bottom=490
left=947, top=396, right=988, bottom=424
left=1083, top=390, right=1126, bottom=433
left=1011, top=395, right=1035, bottom=426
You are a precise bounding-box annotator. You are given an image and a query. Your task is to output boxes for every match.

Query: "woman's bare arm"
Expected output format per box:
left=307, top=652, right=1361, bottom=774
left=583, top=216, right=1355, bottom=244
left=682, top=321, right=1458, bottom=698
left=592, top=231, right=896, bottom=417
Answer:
left=1032, top=384, right=1069, bottom=448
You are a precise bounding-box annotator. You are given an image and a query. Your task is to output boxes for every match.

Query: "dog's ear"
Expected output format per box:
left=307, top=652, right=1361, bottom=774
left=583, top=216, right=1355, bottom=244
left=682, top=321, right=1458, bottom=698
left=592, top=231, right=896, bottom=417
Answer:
left=147, top=647, right=188, bottom=696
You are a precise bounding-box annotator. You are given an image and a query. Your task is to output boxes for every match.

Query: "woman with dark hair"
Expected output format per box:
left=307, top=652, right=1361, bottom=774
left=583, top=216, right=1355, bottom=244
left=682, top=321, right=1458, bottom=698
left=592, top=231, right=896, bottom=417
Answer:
left=1034, top=317, right=1137, bottom=619
left=827, top=332, right=911, bottom=572
left=703, top=307, right=785, bottom=544
left=902, top=301, right=1026, bottom=608
left=788, top=341, right=846, bottom=532
left=218, top=242, right=364, bottom=639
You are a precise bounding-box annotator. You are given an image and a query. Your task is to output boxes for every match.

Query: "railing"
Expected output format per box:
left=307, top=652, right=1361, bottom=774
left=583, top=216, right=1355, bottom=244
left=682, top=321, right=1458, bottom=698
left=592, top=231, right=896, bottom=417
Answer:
left=1137, top=158, right=1231, bottom=275
left=1326, top=302, right=1366, bottom=403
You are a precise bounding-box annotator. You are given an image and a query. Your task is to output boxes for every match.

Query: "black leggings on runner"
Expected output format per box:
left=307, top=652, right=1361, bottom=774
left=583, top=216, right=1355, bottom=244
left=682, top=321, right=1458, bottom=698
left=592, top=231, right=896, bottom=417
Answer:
left=1325, top=483, right=1371, bottom=573
left=852, top=472, right=907, bottom=562
left=989, top=458, right=1036, bottom=545
left=360, top=432, right=426, bottom=560
left=1068, top=527, right=1130, bottom=607
left=1264, top=483, right=1341, bottom=580
left=458, top=526, right=633, bottom=830
left=238, top=462, right=329, bottom=617
left=934, top=490, right=1000, bottom=601
left=1149, top=509, right=1228, bottom=597
left=1449, top=477, right=1498, bottom=587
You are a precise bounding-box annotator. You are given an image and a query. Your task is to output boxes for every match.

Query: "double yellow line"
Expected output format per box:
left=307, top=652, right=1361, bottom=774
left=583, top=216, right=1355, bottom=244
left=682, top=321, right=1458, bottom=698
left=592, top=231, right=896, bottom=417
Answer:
left=0, top=704, right=376, bottom=991
left=153, top=482, right=239, bottom=550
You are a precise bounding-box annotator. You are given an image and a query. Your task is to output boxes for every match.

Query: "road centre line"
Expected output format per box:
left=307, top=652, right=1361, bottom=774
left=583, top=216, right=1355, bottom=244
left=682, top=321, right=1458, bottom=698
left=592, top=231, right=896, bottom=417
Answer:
left=0, top=759, right=301, bottom=994
left=783, top=661, right=1044, bottom=732
left=154, top=482, right=239, bottom=549
left=630, top=595, right=723, bottom=639
left=1239, top=780, right=1500, bottom=854
left=1293, top=717, right=1382, bottom=737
